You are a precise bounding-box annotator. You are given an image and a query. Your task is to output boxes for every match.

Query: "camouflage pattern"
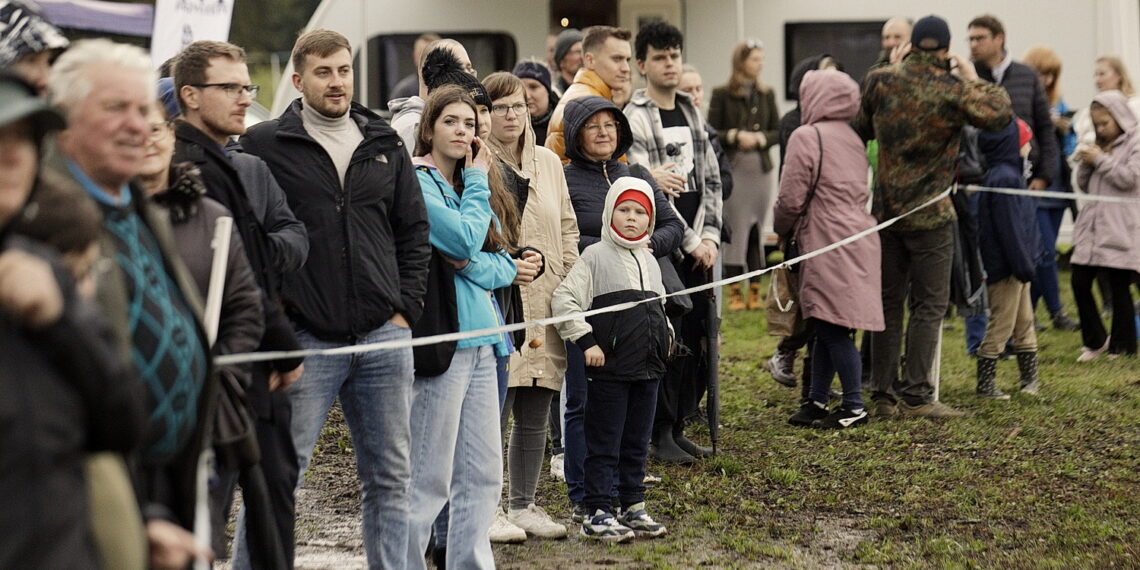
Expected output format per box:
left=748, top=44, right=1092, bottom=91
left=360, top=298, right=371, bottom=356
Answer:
left=854, top=50, right=1012, bottom=231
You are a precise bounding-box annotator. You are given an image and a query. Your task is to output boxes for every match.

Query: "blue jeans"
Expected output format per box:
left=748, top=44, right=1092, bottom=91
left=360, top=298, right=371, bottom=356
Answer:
left=431, top=353, right=509, bottom=549
left=1031, top=207, right=1065, bottom=314
left=563, top=341, right=587, bottom=504
left=407, top=346, right=501, bottom=570
left=288, top=322, right=413, bottom=570
left=965, top=313, right=987, bottom=354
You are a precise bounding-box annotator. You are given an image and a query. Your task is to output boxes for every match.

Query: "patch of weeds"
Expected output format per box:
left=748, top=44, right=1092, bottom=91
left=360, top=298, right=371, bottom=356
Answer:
left=765, top=467, right=801, bottom=486
left=853, top=539, right=901, bottom=564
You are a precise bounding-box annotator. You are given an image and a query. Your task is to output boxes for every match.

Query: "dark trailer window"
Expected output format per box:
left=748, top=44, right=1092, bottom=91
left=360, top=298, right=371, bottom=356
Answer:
left=783, top=21, right=884, bottom=99
left=356, top=32, right=518, bottom=111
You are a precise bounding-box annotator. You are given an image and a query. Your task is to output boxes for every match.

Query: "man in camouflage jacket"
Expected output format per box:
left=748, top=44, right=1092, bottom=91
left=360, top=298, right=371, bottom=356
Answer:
left=853, top=15, right=1012, bottom=418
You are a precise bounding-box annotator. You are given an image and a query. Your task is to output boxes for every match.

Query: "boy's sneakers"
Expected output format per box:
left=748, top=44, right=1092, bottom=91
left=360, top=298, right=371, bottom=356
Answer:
left=812, top=407, right=868, bottom=430
left=507, top=504, right=568, bottom=539
left=618, top=502, right=667, bottom=538
left=550, top=452, right=565, bottom=482
left=571, top=502, right=590, bottom=524
left=488, top=508, right=527, bottom=543
left=580, top=509, right=634, bottom=543
left=787, top=400, right=828, bottom=426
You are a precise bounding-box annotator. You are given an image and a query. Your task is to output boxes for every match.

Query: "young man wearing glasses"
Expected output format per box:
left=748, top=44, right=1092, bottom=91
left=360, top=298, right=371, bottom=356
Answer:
left=624, top=20, right=722, bottom=464
left=172, top=39, right=310, bottom=569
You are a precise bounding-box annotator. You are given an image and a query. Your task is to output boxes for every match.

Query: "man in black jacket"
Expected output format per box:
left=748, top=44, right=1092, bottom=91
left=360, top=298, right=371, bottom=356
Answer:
left=968, top=14, right=1059, bottom=190
left=241, top=29, right=431, bottom=570
left=171, top=40, right=308, bottom=568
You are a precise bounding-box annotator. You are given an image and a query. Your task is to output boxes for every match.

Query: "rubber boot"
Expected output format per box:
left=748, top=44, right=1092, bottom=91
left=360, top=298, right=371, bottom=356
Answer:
left=746, top=282, right=763, bottom=310
left=673, top=424, right=713, bottom=458
left=728, top=283, right=745, bottom=311
left=975, top=357, right=1009, bottom=400
left=1017, top=351, right=1040, bottom=395
left=649, top=425, right=695, bottom=464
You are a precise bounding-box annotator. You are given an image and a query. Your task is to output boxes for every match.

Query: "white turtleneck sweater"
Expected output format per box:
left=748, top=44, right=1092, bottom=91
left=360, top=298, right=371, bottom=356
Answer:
left=301, top=102, right=364, bottom=187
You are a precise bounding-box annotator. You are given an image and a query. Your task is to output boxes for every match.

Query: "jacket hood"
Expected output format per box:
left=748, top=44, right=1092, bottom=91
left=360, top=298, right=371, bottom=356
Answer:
left=1092, top=89, right=1138, bottom=134
left=563, top=95, right=633, bottom=163
left=788, top=54, right=829, bottom=101
left=0, top=0, right=68, bottom=67
left=800, top=69, right=860, bottom=125
left=602, top=176, right=654, bottom=248
left=978, top=119, right=1022, bottom=172
left=388, top=95, right=424, bottom=121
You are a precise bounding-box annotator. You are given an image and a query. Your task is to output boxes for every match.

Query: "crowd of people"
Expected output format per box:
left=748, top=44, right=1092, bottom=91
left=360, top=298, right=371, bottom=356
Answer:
left=1, top=1, right=1138, bottom=568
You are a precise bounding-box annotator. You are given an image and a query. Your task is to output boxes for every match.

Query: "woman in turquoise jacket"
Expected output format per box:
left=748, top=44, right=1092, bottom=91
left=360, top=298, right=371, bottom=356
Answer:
left=405, top=84, right=519, bottom=570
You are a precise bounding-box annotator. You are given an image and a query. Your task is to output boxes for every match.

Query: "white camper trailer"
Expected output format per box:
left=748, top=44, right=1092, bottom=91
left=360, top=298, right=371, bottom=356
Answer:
left=274, top=0, right=1140, bottom=249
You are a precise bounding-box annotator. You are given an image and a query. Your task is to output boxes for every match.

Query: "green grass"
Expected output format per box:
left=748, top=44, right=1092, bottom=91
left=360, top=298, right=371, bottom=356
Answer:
left=492, top=269, right=1140, bottom=568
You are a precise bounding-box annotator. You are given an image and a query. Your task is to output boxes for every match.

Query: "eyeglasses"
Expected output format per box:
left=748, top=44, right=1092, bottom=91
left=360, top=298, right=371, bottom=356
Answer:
left=192, top=83, right=260, bottom=99
left=745, top=39, right=764, bottom=50
left=582, top=121, right=618, bottom=135
left=491, top=103, right=527, bottom=116
left=148, top=121, right=171, bottom=141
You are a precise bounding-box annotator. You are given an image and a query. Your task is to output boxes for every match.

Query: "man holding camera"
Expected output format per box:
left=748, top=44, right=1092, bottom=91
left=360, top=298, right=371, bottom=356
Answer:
left=854, top=15, right=1012, bottom=419
left=624, top=21, right=722, bottom=462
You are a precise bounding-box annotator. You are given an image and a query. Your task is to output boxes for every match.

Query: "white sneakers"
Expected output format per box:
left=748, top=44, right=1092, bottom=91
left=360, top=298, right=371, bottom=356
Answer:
left=488, top=509, right=527, bottom=543
left=507, top=504, right=568, bottom=539
left=550, top=452, right=565, bottom=481
left=1077, top=337, right=1111, bottom=362
left=490, top=504, right=569, bottom=542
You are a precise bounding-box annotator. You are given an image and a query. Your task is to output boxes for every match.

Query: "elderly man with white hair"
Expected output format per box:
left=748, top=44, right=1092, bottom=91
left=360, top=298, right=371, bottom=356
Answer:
left=47, top=38, right=215, bottom=570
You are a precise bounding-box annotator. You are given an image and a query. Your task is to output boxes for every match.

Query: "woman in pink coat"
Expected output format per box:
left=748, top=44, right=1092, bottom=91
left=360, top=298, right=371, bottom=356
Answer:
left=773, top=69, right=884, bottom=429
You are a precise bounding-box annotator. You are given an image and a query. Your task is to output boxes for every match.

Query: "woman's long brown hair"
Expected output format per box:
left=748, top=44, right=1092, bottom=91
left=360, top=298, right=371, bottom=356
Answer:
left=417, top=85, right=520, bottom=253
left=727, top=41, right=767, bottom=97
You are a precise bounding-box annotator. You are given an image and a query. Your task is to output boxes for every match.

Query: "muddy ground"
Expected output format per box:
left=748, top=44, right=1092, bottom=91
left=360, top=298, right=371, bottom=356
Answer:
left=221, top=404, right=876, bottom=570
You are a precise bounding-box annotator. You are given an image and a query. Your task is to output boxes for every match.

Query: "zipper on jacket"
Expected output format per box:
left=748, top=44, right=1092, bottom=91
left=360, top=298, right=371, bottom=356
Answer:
left=602, top=161, right=611, bottom=185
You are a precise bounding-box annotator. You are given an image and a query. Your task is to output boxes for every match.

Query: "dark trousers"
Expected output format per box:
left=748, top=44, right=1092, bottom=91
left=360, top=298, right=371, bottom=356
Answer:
left=563, top=342, right=587, bottom=504
left=1072, top=264, right=1137, bottom=355
left=809, top=319, right=863, bottom=409
left=656, top=262, right=711, bottom=435
left=871, top=223, right=954, bottom=406
left=1031, top=207, right=1066, bottom=314
left=583, top=379, right=659, bottom=514
left=212, top=390, right=297, bottom=569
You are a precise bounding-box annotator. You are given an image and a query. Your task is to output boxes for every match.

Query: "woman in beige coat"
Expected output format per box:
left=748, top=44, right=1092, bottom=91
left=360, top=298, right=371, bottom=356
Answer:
left=483, top=72, right=581, bottom=539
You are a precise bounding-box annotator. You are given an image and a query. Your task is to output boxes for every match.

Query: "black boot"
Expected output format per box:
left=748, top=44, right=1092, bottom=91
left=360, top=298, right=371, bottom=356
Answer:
left=649, top=425, right=695, bottom=464
left=975, top=357, right=1009, bottom=400
left=1017, top=352, right=1040, bottom=395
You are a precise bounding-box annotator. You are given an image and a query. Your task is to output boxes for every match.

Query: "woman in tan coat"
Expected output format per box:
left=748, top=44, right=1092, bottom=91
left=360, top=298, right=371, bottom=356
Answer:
left=483, top=72, right=581, bottom=539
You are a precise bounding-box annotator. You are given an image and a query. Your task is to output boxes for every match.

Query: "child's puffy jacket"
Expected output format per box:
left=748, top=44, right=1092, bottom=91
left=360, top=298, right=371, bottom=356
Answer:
left=552, top=177, right=670, bottom=382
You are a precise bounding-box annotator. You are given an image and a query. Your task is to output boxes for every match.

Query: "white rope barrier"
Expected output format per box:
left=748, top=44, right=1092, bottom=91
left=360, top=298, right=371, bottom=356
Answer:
left=216, top=185, right=965, bottom=366
left=214, top=182, right=1140, bottom=366
left=963, top=184, right=1140, bottom=204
